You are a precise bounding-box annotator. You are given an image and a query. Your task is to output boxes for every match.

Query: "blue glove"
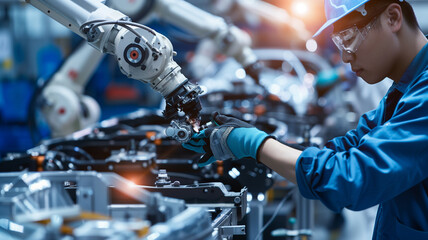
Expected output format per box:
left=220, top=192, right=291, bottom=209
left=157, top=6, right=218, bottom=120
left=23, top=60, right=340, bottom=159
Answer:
left=182, top=112, right=272, bottom=167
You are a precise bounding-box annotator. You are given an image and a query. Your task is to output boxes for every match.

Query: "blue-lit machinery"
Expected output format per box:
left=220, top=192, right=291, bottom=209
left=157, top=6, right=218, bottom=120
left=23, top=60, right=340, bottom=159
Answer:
left=0, top=0, right=329, bottom=239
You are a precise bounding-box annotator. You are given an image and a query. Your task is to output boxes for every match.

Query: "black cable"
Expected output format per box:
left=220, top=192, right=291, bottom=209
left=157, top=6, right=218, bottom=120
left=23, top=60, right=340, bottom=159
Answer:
left=81, top=19, right=157, bottom=36
left=80, top=20, right=161, bottom=54
left=78, top=19, right=106, bottom=32
left=52, top=145, right=95, bottom=162
left=254, top=187, right=297, bottom=240
left=111, top=21, right=161, bottom=54
left=92, top=21, right=145, bottom=37
left=116, top=21, right=158, bottom=36
left=80, top=20, right=147, bottom=43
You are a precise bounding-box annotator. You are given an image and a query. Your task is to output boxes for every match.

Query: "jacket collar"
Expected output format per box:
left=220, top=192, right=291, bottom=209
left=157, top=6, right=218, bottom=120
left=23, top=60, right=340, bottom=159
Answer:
left=393, top=41, right=428, bottom=93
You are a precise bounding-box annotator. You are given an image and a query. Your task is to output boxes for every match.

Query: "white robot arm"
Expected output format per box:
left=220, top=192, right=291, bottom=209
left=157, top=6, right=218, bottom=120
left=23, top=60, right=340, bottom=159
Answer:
left=41, top=42, right=103, bottom=138
left=107, top=0, right=263, bottom=83
left=26, top=0, right=203, bottom=142
left=151, top=0, right=257, bottom=68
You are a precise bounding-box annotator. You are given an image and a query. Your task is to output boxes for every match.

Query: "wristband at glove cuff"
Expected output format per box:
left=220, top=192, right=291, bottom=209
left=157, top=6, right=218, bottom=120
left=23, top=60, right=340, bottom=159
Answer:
left=210, top=127, right=236, bottom=161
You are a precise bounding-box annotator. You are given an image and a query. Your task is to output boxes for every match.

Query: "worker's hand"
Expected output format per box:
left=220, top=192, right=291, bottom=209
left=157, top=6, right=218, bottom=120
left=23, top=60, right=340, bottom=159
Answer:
left=182, top=112, right=271, bottom=167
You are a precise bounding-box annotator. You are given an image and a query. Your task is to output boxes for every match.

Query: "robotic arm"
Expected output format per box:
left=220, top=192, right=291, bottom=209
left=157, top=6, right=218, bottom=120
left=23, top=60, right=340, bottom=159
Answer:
left=107, top=0, right=263, bottom=83
left=40, top=42, right=103, bottom=138
left=151, top=0, right=258, bottom=70
left=26, top=0, right=203, bottom=142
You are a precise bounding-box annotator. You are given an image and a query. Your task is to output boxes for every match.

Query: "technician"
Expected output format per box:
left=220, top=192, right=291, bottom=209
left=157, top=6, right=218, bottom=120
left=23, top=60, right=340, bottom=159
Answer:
left=183, top=0, right=428, bottom=239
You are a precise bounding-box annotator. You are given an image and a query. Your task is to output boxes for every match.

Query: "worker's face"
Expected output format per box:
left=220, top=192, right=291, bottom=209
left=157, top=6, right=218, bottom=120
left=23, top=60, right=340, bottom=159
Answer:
left=335, top=9, right=400, bottom=84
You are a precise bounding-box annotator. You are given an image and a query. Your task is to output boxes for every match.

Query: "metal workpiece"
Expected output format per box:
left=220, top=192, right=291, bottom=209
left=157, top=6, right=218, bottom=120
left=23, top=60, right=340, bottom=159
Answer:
left=106, top=139, right=157, bottom=167
left=0, top=171, right=247, bottom=239
left=154, top=169, right=171, bottom=187
left=73, top=219, right=150, bottom=240
left=109, top=169, right=248, bottom=239
left=80, top=171, right=186, bottom=221
left=106, top=148, right=156, bottom=165
left=211, top=208, right=246, bottom=240
left=0, top=171, right=80, bottom=223
left=0, top=171, right=184, bottom=221
left=145, top=207, right=213, bottom=240
left=142, top=182, right=247, bottom=220
left=219, top=225, right=246, bottom=237
left=165, top=119, right=194, bottom=143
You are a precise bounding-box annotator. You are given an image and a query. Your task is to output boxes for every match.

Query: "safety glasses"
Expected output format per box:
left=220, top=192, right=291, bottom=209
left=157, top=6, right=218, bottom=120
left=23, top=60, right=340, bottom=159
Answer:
left=331, top=16, right=378, bottom=54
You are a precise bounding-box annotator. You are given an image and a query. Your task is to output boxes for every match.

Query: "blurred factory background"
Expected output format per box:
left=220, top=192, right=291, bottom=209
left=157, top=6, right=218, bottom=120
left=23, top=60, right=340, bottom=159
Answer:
left=0, top=0, right=322, bottom=152
left=0, top=0, right=426, bottom=154
left=0, top=0, right=426, bottom=240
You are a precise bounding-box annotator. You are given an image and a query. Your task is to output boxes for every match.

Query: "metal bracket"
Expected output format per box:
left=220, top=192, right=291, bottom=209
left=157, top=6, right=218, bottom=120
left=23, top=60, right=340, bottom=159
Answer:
left=219, top=225, right=246, bottom=236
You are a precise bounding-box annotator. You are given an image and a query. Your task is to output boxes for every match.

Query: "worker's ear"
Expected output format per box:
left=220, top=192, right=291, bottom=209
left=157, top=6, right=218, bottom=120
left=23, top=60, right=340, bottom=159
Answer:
left=384, top=3, right=402, bottom=33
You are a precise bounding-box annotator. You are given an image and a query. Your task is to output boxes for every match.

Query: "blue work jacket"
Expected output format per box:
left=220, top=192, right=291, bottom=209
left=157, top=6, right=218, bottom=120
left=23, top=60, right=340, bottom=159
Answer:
left=296, top=41, right=428, bottom=240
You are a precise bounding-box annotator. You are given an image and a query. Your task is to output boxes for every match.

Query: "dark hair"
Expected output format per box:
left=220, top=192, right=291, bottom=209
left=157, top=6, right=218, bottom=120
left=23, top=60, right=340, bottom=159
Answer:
left=367, top=0, right=420, bottom=30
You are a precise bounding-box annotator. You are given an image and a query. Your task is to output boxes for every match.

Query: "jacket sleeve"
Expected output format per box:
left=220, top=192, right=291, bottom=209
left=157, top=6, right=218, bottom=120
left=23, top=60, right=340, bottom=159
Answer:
left=324, top=107, right=382, bottom=152
left=296, top=74, right=428, bottom=212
